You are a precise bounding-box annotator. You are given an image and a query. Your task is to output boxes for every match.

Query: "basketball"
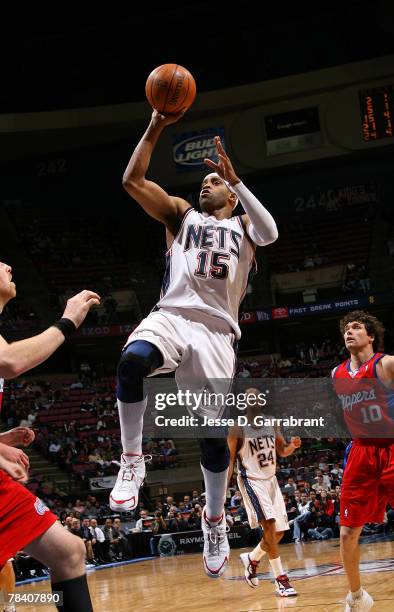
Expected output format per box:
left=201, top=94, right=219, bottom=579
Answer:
left=145, top=63, right=196, bottom=115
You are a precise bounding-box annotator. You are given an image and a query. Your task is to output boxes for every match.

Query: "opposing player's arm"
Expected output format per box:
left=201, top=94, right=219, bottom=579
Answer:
left=122, top=110, right=191, bottom=234
left=379, top=355, right=394, bottom=387
left=204, top=137, right=278, bottom=246
left=227, top=426, right=242, bottom=484
left=0, top=290, right=99, bottom=378
left=275, top=428, right=301, bottom=457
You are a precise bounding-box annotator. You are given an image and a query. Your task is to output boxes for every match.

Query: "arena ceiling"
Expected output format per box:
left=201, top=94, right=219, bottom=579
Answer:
left=1, top=0, right=394, bottom=113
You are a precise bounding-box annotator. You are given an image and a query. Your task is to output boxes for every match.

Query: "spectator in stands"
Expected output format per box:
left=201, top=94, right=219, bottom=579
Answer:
left=162, top=496, right=177, bottom=517
left=307, top=493, right=334, bottom=540
left=284, top=493, right=298, bottom=522
left=89, top=519, right=107, bottom=564
left=112, top=518, right=130, bottom=559
left=63, top=516, right=73, bottom=531
left=283, top=477, right=296, bottom=495
left=174, top=512, right=189, bottom=532
left=291, top=492, right=311, bottom=542
left=237, top=364, right=251, bottom=378
left=230, top=490, right=243, bottom=507
left=152, top=511, right=168, bottom=535
left=165, top=510, right=179, bottom=532
left=183, top=495, right=192, bottom=510
left=189, top=506, right=202, bottom=530
left=135, top=510, right=153, bottom=532
left=70, top=517, right=82, bottom=537
left=330, top=462, right=343, bottom=480
left=191, top=490, right=201, bottom=505
left=312, top=475, right=325, bottom=492
left=102, top=519, right=122, bottom=561
left=225, top=510, right=234, bottom=528
left=73, top=499, right=86, bottom=514
left=48, top=440, right=61, bottom=458
left=80, top=518, right=96, bottom=565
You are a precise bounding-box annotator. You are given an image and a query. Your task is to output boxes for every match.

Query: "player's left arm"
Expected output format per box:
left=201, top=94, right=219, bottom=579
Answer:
left=275, top=429, right=302, bottom=457
left=204, top=137, right=278, bottom=246
left=379, top=355, right=394, bottom=387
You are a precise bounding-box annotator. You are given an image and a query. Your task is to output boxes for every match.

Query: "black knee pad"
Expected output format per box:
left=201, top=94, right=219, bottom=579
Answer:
left=199, top=437, right=229, bottom=473
left=116, top=340, right=163, bottom=403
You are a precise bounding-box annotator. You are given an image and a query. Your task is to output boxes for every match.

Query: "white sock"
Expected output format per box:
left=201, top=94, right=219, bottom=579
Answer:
left=201, top=464, right=228, bottom=523
left=351, top=588, right=363, bottom=599
left=117, top=397, right=147, bottom=455
left=250, top=543, right=267, bottom=562
left=270, top=556, right=284, bottom=578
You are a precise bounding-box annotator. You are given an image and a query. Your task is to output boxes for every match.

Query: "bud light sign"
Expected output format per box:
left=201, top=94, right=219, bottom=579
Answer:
left=172, top=127, right=226, bottom=172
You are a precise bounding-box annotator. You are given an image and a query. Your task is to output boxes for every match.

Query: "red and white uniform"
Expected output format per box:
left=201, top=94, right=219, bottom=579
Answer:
left=0, top=381, right=57, bottom=570
left=332, top=353, right=394, bottom=527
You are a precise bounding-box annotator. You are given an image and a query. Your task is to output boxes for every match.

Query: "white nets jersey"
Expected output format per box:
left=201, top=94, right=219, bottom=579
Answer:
left=237, top=424, right=277, bottom=480
left=156, top=208, right=256, bottom=339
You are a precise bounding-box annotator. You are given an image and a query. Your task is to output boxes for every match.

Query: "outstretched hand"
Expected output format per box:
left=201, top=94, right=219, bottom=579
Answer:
left=63, top=290, right=101, bottom=329
left=204, top=136, right=239, bottom=186
left=0, top=427, right=35, bottom=447
left=290, top=437, right=302, bottom=449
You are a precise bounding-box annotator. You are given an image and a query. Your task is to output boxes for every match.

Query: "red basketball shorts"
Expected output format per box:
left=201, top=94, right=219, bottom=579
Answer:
left=340, top=443, right=394, bottom=528
left=0, top=470, right=57, bottom=570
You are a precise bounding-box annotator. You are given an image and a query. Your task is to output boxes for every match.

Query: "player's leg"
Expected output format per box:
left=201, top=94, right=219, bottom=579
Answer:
left=260, top=519, right=296, bottom=597
left=340, top=525, right=363, bottom=591
left=176, top=315, right=236, bottom=578
left=199, top=437, right=230, bottom=578
left=340, top=445, right=377, bottom=611
left=24, top=522, right=92, bottom=612
left=0, top=561, right=16, bottom=612
left=110, top=338, right=163, bottom=511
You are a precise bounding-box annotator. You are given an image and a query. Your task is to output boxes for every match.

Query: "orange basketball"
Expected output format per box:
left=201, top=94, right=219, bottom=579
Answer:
left=145, top=63, right=196, bottom=115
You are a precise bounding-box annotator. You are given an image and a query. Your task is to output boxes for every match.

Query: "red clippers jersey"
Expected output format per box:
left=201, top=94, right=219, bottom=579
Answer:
left=332, top=353, right=394, bottom=445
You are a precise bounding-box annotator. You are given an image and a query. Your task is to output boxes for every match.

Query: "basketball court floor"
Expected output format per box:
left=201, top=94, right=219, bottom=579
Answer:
left=16, top=535, right=394, bottom=611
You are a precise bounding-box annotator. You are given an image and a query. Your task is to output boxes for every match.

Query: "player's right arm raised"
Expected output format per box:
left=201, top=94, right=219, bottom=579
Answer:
left=122, top=110, right=190, bottom=234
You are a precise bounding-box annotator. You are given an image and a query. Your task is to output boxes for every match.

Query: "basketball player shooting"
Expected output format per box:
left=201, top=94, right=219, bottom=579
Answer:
left=228, top=388, right=301, bottom=597
left=110, top=108, right=278, bottom=578
left=332, top=311, right=394, bottom=611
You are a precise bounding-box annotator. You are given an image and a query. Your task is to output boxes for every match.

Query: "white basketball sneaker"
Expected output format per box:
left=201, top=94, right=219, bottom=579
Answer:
left=345, top=589, right=374, bottom=611
left=240, top=552, right=260, bottom=588
left=275, top=574, right=298, bottom=597
left=109, top=453, right=149, bottom=512
left=201, top=507, right=230, bottom=578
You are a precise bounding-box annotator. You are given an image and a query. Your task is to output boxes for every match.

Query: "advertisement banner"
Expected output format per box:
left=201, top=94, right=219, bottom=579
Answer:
left=152, top=525, right=249, bottom=556
left=241, top=293, right=392, bottom=325
left=172, top=127, right=225, bottom=172
left=89, top=476, right=117, bottom=491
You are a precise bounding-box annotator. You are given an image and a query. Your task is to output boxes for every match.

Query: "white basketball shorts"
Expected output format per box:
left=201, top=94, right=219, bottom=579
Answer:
left=237, top=473, right=289, bottom=531
left=124, top=306, right=237, bottom=418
